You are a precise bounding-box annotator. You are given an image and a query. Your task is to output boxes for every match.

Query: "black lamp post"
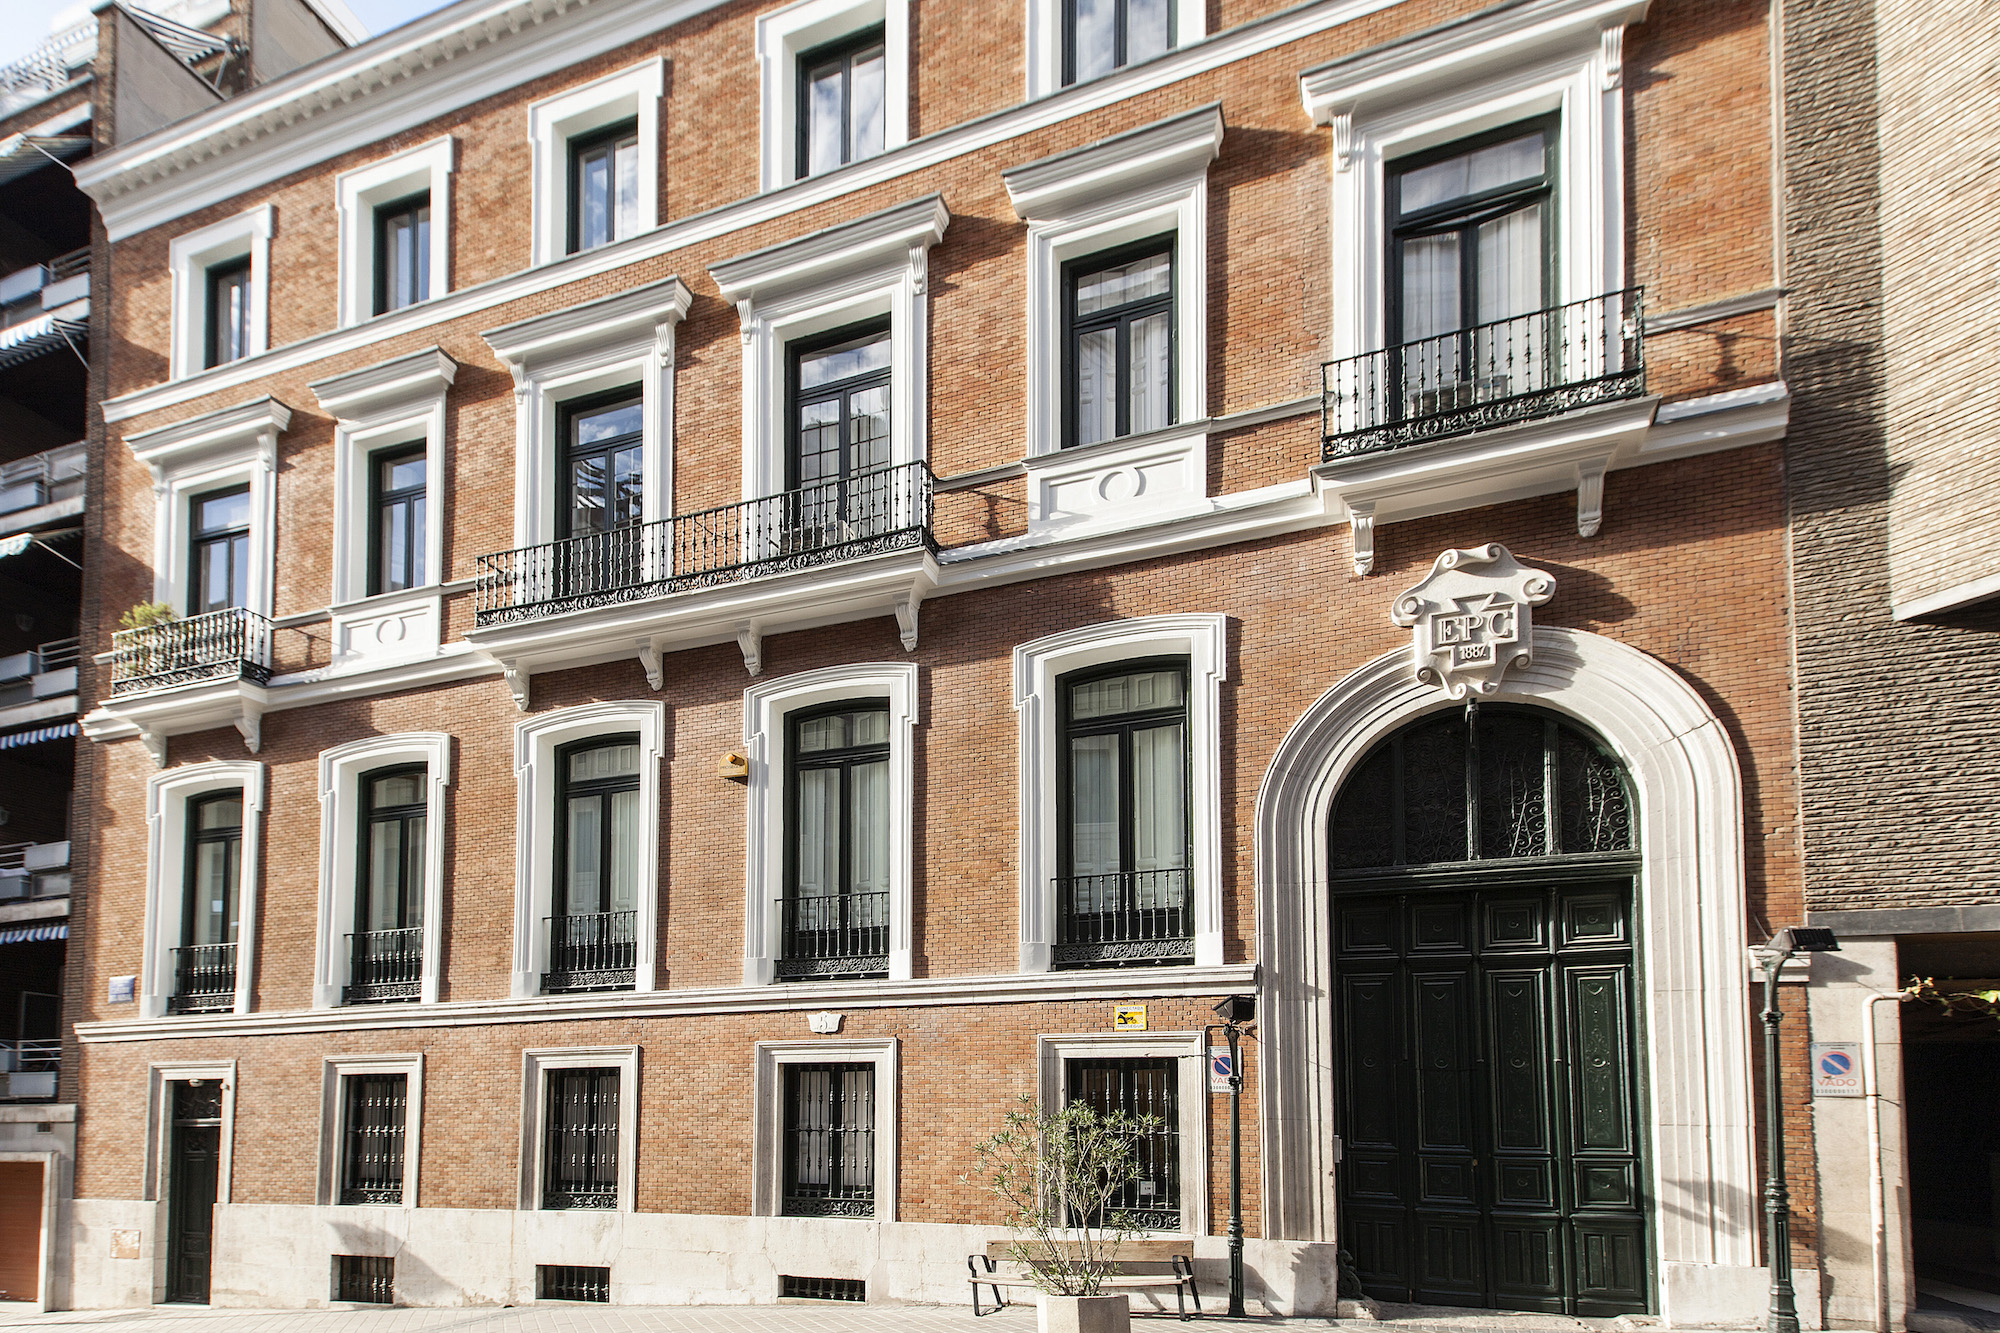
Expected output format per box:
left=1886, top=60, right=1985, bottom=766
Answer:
left=1212, top=994, right=1256, bottom=1318
left=1753, top=927, right=1839, bottom=1333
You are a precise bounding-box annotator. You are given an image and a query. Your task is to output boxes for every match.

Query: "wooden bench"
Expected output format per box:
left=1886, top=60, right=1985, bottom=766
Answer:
left=967, top=1239, right=1200, bottom=1319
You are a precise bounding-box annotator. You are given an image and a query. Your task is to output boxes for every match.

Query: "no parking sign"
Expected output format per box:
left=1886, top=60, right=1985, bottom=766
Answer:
left=1811, top=1042, right=1863, bottom=1097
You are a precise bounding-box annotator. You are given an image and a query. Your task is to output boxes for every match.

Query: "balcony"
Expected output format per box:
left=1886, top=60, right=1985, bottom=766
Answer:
left=166, top=942, right=236, bottom=1013
left=542, top=910, right=636, bottom=994
left=776, top=890, right=889, bottom=981
left=1321, top=289, right=1645, bottom=460
left=109, top=606, right=272, bottom=698
left=0, top=441, right=86, bottom=530
left=344, top=927, right=422, bottom=1004
left=1053, top=869, right=1194, bottom=969
left=0, top=839, right=70, bottom=903
left=0, top=1040, right=58, bottom=1101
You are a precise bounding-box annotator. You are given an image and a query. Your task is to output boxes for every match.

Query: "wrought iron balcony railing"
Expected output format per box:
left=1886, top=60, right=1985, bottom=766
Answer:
left=167, top=942, right=236, bottom=1013
left=109, top=606, right=273, bottom=697
left=475, top=462, right=935, bottom=628
left=776, top=890, right=889, bottom=981
left=344, top=927, right=423, bottom=1004
left=1321, top=288, right=1646, bottom=460
left=1053, top=868, right=1194, bottom=969
left=543, top=910, right=637, bottom=993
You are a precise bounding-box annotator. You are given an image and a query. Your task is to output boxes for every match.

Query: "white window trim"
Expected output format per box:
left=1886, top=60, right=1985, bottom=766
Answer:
left=527, top=59, right=663, bottom=267
left=483, top=278, right=691, bottom=563
left=141, top=762, right=265, bottom=1019
left=125, top=396, right=289, bottom=623
left=1024, top=0, right=1206, bottom=101
left=511, top=702, right=666, bottom=998
left=752, top=1037, right=898, bottom=1221
left=519, top=1046, right=639, bottom=1213
left=309, top=347, right=457, bottom=672
left=144, top=1060, right=236, bottom=1203
left=320, top=1052, right=425, bottom=1208
left=334, top=136, right=454, bottom=328
left=742, top=662, right=919, bottom=986
left=755, top=0, right=911, bottom=192
left=1013, top=614, right=1226, bottom=973
left=711, top=194, right=947, bottom=505
left=1298, top=0, right=1647, bottom=366
left=313, top=734, right=452, bottom=1009
left=168, top=204, right=273, bottom=381
left=1037, top=1031, right=1208, bottom=1235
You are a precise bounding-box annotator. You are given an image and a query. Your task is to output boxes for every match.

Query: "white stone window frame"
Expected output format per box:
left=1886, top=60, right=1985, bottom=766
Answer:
left=313, top=734, right=452, bottom=1009
left=1023, top=0, right=1206, bottom=101
left=310, top=348, right=457, bottom=673
left=711, top=194, right=947, bottom=506
left=168, top=204, right=273, bottom=381
left=1037, top=1032, right=1208, bottom=1235
left=140, top=762, right=265, bottom=1019
left=1013, top=614, right=1226, bottom=973
left=518, top=1045, right=640, bottom=1213
left=742, top=662, right=919, bottom=986
left=319, top=1052, right=425, bottom=1208
left=144, top=1060, right=237, bottom=1203
left=527, top=59, right=664, bottom=267
left=334, top=136, right=454, bottom=328
left=1003, top=106, right=1219, bottom=534
left=751, top=1037, right=898, bottom=1221
left=755, top=0, right=911, bottom=193
left=511, top=702, right=666, bottom=998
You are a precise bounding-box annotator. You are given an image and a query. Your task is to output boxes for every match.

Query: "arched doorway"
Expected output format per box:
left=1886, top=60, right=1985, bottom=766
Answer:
left=1329, top=702, right=1649, bottom=1316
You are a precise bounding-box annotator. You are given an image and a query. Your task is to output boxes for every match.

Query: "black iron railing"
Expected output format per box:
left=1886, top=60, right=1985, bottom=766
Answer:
left=167, top=942, right=236, bottom=1012
left=782, top=1063, right=876, bottom=1218
left=542, top=1068, right=619, bottom=1210
left=110, top=606, right=273, bottom=697
left=338, top=1073, right=407, bottom=1205
left=1053, top=868, right=1194, bottom=969
left=344, top=927, right=423, bottom=1004
left=1321, top=288, right=1646, bottom=460
left=543, top=910, right=636, bottom=993
left=475, top=462, right=935, bottom=627
left=775, top=890, right=889, bottom=980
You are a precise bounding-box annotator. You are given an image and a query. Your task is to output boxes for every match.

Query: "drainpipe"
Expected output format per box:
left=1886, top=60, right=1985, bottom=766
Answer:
left=1862, top=990, right=1901, bottom=1333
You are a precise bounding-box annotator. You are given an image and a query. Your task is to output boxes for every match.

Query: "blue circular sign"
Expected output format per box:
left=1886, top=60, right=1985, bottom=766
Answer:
left=1819, top=1050, right=1852, bottom=1078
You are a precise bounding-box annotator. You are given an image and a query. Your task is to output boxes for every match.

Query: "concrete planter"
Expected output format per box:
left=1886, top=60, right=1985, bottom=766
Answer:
left=1036, top=1292, right=1132, bottom=1333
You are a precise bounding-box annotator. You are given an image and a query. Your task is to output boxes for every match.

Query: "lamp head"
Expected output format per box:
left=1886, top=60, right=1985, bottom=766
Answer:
left=1213, top=995, right=1256, bottom=1026
left=1770, top=927, right=1841, bottom=955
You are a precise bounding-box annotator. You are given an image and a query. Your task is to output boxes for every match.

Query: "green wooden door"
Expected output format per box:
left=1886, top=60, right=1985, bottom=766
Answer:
left=1335, top=881, right=1648, bottom=1315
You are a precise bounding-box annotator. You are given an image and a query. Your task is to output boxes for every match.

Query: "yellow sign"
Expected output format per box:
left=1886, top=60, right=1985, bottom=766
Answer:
left=1113, top=1005, right=1148, bottom=1031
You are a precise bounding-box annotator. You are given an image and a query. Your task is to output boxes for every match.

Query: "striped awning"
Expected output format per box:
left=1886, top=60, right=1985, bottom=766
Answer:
left=0, top=722, right=78, bottom=750
left=0, top=923, right=66, bottom=944
left=0, top=134, right=90, bottom=187
left=0, top=311, right=87, bottom=371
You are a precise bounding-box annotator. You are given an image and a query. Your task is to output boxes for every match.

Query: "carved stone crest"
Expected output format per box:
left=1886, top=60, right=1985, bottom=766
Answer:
left=1391, top=545, right=1556, bottom=698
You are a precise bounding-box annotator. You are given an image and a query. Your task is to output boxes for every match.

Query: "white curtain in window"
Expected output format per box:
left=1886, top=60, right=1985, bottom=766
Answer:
left=797, top=768, right=839, bottom=899
left=608, top=788, right=639, bottom=914
left=1128, top=311, right=1170, bottom=435
left=1070, top=733, right=1121, bottom=879
left=1476, top=204, right=1545, bottom=391
left=1131, top=721, right=1186, bottom=908
left=566, top=797, right=602, bottom=913
left=850, top=758, right=889, bottom=925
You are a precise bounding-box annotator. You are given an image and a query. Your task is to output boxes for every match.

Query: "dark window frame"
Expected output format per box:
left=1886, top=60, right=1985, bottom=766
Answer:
left=785, top=318, right=892, bottom=493
left=781, top=1061, right=877, bottom=1217
left=204, top=256, right=252, bottom=370
left=372, top=190, right=432, bottom=316
left=356, top=764, right=426, bottom=935
left=188, top=483, right=251, bottom=616
left=366, top=444, right=427, bottom=596
left=1065, top=1056, right=1182, bottom=1230
left=556, top=387, right=645, bottom=542
left=541, top=1066, right=620, bottom=1210
left=567, top=119, right=639, bottom=256
left=552, top=734, right=642, bottom=920
left=794, top=26, right=887, bottom=180
left=1055, top=655, right=1192, bottom=882
left=337, top=1072, right=408, bottom=1206
left=1061, top=0, right=1175, bottom=87
left=1060, top=234, right=1177, bottom=449
left=182, top=791, right=243, bottom=949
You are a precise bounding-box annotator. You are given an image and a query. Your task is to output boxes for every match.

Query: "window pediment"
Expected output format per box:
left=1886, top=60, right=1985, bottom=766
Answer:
left=482, top=277, right=692, bottom=376
left=124, top=395, right=291, bottom=477
left=710, top=193, right=948, bottom=309
left=308, top=346, right=458, bottom=424
left=1003, top=103, right=1222, bottom=223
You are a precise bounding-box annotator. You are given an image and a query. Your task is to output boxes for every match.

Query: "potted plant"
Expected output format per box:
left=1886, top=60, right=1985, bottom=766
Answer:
left=967, top=1094, right=1161, bottom=1333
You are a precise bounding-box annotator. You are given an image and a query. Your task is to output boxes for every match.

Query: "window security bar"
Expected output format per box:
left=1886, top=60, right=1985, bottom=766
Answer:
left=1053, top=867, right=1194, bottom=969
left=475, top=461, right=935, bottom=626
left=166, top=942, right=236, bottom=1013
left=542, top=910, right=637, bottom=993
left=542, top=1069, right=619, bottom=1210
left=109, top=606, right=273, bottom=697
left=775, top=890, right=889, bottom=980
left=339, top=1075, right=407, bottom=1205
left=783, top=1063, right=875, bottom=1218
left=331, top=1254, right=394, bottom=1304
left=1320, top=287, right=1646, bottom=460
left=537, top=1264, right=610, bottom=1301
left=344, top=927, right=423, bottom=1004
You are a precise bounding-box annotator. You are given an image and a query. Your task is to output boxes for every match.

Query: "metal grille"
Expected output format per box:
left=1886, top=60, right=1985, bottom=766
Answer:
left=109, top=606, right=273, bottom=697
left=331, top=1255, right=393, bottom=1304
left=782, top=1063, right=875, bottom=1218
left=345, top=927, right=423, bottom=1004
left=776, top=891, right=888, bottom=979
left=542, top=1068, right=619, bottom=1209
left=543, top=911, right=637, bottom=993
left=536, top=1264, right=609, bottom=1302
left=1068, top=1057, right=1181, bottom=1231
left=1053, top=868, right=1194, bottom=968
left=166, top=943, right=236, bottom=1013
left=781, top=1275, right=866, bottom=1302
left=339, top=1074, right=406, bottom=1205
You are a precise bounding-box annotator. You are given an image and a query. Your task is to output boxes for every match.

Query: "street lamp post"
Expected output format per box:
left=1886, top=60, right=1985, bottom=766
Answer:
left=1212, top=994, right=1256, bottom=1318
left=1754, top=927, right=1840, bottom=1333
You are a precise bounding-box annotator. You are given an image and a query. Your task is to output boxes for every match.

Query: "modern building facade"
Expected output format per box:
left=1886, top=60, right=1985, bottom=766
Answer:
left=62, top=0, right=1812, bottom=1320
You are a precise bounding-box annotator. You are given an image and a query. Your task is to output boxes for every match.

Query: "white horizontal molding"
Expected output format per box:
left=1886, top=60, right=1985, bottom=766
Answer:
left=1643, top=381, right=1790, bottom=461
left=482, top=276, right=693, bottom=372
left=123, top=395, right=291, bottom=473
left=1894, top=569, right=2000, bottom=623
left=710, top=193, right=949, bottom=306
left=308, top=345, right=458, bottom=421
left=1003, top=102, right=1223, bottom=221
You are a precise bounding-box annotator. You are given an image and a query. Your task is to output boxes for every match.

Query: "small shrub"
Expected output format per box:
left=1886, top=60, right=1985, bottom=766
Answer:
left=118, top=602, right=178, bottom=631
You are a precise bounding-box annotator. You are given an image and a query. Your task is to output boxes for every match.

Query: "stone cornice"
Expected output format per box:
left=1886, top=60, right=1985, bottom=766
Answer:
left=308, top=345, right=458, bottom=421
left=709, top=194, right=949, bottom=306
left=1002, top=103, right=1224, bottom=222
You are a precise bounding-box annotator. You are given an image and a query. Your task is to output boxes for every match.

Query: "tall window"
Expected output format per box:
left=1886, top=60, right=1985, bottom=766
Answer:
left=1064, top=0, right=1171, bottom=85
left=368, top=447, right=426, bottom=596
left=556, top=392, right=644, bottom=597
left=171, top=792, right=242, bottom=1011
left=1388, top=121, right=1555, bottom=408
left=1068, top=1058, right=1180, bottom=1229
left=789, top=323, right=891, bottom=541
left=548, top=738, right=640, bottom=992
left=205, top=258, right=252, bottom=369
left=782, top=1063, right=875, bottom=1216
left=190, top=486, right=250, bottom=616
left=339, top=1073, right=408, bottom=1205
left=349, top=767, right=425, bottom=1004
left=1065, top=240, right=1174, bottom=448
left=1056, top=661, right=1191, bottom=967
left=797, top=29, right=885, bottom=179
left=569, top=121, right=640, bottom=254
left=373, top=192, right=430, bottom=314
left=542, top=1067, right=619, bottom=1209
left=780, top=704, right=890, bottom=980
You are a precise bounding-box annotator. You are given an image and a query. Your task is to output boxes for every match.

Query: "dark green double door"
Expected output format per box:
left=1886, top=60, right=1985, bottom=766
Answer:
left=1335, top=880, right=1649, bottom=1315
